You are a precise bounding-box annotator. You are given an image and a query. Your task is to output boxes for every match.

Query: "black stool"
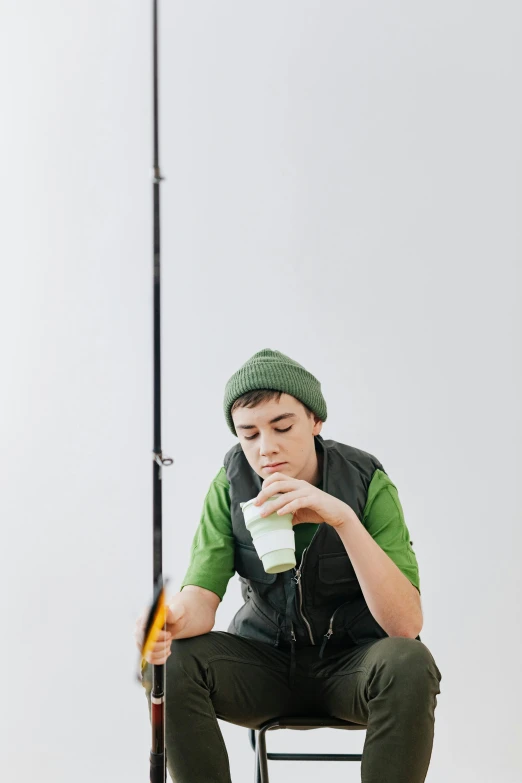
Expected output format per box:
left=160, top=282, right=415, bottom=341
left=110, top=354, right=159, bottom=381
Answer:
left=248, top=716, right=365, bottom=782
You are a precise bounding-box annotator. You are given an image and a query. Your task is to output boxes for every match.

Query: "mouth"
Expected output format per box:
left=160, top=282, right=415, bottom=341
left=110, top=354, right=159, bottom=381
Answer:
left=263, top=462, right=287, bottom=470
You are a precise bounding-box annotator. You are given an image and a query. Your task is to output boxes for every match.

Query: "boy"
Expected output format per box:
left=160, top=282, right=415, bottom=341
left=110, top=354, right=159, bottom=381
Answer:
left=137, top=348, right=442, bottom=782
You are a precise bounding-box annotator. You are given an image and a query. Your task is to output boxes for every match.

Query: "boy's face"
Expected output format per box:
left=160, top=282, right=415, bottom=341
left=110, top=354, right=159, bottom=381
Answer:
left=232, top=393, right=323, bottom=483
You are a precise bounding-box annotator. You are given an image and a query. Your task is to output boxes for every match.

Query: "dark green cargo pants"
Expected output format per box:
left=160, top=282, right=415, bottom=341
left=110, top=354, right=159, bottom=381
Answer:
left=141, top=631, right=442, bottom=783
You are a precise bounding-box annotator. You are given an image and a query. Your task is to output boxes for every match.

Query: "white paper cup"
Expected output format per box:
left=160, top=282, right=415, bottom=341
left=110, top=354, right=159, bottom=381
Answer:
left=240, top=494, right=296, bottom=574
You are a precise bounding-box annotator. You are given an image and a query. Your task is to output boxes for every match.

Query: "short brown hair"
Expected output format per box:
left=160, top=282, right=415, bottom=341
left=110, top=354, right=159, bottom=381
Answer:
left=231, top=389, right=314, bottom=418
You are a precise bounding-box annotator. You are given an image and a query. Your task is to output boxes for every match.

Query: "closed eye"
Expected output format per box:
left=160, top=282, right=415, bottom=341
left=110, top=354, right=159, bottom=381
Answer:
left=244, top=426, right=292, bottom=441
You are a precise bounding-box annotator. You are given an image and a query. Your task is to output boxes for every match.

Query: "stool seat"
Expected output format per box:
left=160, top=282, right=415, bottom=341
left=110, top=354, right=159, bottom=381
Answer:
left=249, top=716, right=366, bottom=782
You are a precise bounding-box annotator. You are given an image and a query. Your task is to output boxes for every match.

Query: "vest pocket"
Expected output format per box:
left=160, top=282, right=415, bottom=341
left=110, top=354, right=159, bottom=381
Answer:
left=250, top=593, right=282, bottom=632
left=318, top=552, right=358, bottom=584
left=319, top=601, right=384, bottom=653
left=344, top=603, right=387, bottom=646
left=234, top=541, right=278, bottom=584
left=230, top=594, right=282, bottom=646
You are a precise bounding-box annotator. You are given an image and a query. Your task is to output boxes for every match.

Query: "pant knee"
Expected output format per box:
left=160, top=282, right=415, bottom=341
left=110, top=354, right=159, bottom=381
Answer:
left=369, top=637, right=442, bottom=699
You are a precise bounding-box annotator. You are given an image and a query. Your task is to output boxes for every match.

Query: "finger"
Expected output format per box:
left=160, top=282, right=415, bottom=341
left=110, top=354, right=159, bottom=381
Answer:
left=148, top=629, right=172, bottom=641
left=263, top=471, right=290, bottom=483
left=140, top=636, right=171, bottom=654
left=145, top=650, right=172, bottom=665
left=260, top=472, right=282, bottom=487
left=280, top=501, right=323, bottom=523
left=147, top=642, right=172, bottom=659
left=152, top=636, right=173, bottom=648
left=260, top=491, right=301, bottom=516
left=147, top=647, right=172, bottom=659
left=137, top=625, right=172, bottom=658
left=257, top=475, right=291, bottom=499
left=257, top=477, right=294, bottom=497
left=139, top=627, right=171, bottom=641
left=256, top=483, right=297, bottom=509
left=134, top=624, right=172, bottom=641
left=276, top=497, right=308, bottom=515
left=135, top=615, right=171, bottom=634
left=151, top=642, right=172, bottom=656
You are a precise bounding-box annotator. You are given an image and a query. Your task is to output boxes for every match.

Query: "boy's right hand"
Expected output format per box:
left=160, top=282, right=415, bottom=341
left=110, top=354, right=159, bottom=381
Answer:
left=135, top=594, right=186, bottom=665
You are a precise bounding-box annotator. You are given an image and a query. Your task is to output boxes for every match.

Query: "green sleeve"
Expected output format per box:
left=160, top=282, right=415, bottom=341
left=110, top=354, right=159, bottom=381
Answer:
left=180, top=467, right=235, bottom=601
left=362, top=469, right=421, bottom=593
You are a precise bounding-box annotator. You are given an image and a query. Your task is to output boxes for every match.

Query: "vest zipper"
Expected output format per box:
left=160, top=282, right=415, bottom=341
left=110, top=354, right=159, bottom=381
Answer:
left=293, top=546, right=315, bottom=645
left=289, top=622, right=297, bottom=686
left=319, top=602, right=346, bottom=658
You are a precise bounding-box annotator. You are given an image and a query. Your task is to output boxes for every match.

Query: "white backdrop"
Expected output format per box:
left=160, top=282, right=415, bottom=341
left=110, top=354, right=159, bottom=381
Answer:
left=1, top=2, right=521, bottom=781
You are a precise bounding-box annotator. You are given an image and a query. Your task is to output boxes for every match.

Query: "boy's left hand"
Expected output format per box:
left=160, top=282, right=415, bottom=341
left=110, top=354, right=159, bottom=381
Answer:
left=254, top=472, right=352, bottom=528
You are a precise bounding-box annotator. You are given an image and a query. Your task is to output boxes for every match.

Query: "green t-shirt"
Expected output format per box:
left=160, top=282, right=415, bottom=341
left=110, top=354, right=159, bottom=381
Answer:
left=181, top=467, right=420, bottom=599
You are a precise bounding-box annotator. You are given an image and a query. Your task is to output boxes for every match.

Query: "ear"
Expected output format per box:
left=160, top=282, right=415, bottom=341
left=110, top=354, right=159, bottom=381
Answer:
left=312, top=416, right=323, bottom=436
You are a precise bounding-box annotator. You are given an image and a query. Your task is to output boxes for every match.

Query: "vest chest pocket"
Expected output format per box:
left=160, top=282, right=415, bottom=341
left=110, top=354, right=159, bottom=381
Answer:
left=318, top=552, right=358, bottom=585
left=234, top=542, right=278, bottom=584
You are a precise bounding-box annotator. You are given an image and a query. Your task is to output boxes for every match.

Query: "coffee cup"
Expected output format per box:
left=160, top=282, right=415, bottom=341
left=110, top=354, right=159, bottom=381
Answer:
left=240, top=494, right=296, bottom=574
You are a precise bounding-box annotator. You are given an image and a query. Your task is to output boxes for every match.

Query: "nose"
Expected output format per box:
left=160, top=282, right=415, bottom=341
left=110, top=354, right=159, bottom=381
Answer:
left=258, top=432, right=280, bottom=459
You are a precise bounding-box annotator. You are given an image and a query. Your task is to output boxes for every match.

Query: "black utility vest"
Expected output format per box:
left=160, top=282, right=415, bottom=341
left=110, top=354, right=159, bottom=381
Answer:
left=224, top=434, right=390, bottom=651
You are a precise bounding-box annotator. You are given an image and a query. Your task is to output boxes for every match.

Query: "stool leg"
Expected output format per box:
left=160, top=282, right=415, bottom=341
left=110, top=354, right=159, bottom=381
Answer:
left=255, top=727, right=269, bottom=783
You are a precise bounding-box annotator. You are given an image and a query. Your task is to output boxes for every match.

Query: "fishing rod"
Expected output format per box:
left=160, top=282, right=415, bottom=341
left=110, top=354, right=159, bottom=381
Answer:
left=148, top=1, right=173, bottom=781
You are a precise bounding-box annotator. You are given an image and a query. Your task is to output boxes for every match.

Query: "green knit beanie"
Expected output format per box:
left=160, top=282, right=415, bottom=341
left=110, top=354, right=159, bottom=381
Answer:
left=223, top=348, right=327, bottom=436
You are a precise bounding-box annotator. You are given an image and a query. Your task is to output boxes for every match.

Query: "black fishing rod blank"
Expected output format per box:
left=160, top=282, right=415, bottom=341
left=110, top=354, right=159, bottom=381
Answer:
left=150, top=1, right=173, bottom=781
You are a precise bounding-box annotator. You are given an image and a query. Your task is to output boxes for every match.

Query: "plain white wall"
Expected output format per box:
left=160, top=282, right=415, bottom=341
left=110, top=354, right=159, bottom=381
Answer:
left=1, top=2, right=521, bottom=781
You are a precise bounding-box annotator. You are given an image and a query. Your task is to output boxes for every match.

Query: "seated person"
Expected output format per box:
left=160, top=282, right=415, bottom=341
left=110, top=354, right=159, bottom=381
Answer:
left=137, top=348, right=442, bottom=783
